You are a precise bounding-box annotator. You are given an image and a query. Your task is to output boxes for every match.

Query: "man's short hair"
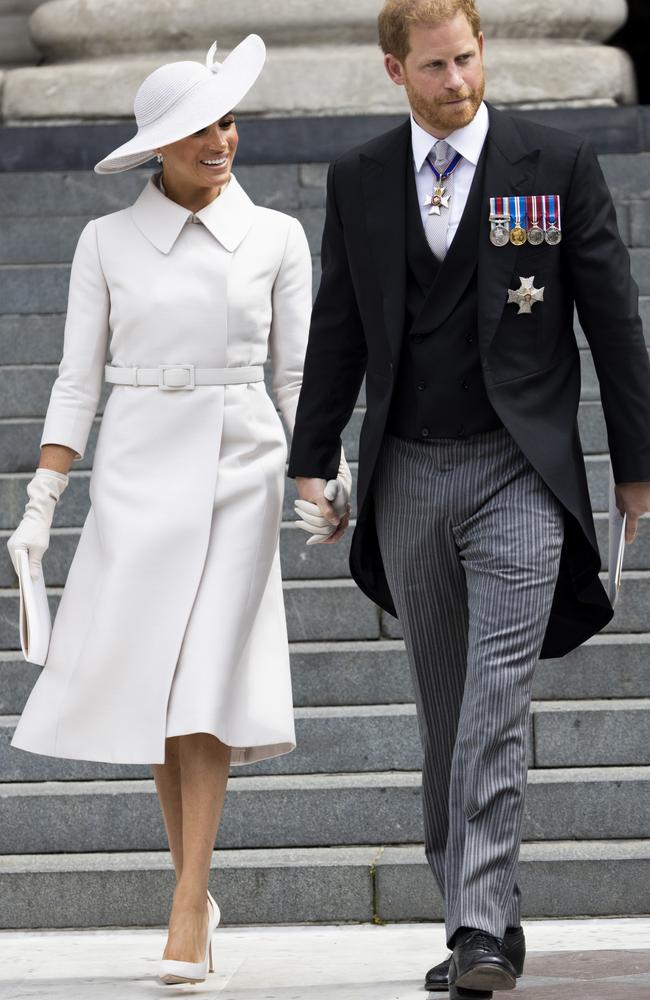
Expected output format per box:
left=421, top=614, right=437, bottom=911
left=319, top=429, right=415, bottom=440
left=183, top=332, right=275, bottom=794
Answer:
left=378, top=0, right=482, bottom=62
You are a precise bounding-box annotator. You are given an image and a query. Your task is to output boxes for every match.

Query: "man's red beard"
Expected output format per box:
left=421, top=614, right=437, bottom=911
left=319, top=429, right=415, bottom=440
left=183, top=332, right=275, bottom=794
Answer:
left=404, top=73, right=485, bottom=135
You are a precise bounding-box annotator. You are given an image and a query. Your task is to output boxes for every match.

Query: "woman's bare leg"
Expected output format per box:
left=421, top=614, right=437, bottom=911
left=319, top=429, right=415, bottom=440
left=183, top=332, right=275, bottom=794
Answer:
left=151, top=736, right=184, bottom=880
left=158, top=731, right=231, bottom=963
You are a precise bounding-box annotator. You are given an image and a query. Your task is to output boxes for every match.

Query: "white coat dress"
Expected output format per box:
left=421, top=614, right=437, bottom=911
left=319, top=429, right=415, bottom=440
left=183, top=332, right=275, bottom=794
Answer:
left=10, top=171, right=312, bottom=766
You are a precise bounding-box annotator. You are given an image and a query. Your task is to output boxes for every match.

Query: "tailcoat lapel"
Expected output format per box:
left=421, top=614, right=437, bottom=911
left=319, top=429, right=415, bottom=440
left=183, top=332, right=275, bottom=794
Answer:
left=477, top=105, right=541, bottom=355
left=360, top=121, right=411, bottom=366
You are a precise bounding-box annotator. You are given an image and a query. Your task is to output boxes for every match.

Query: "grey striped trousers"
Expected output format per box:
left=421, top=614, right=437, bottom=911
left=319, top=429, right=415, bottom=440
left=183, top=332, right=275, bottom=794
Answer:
left=373, top=427, right=564, bottom=945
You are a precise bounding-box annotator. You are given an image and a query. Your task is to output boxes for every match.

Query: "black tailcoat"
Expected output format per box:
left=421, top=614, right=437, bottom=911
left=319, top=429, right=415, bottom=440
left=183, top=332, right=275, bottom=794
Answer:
left=287, top=103, right=650, bottom=658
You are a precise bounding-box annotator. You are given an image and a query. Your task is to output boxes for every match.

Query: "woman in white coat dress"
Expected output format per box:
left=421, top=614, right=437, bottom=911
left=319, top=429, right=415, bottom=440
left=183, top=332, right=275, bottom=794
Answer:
left=7, top=35, right=351, bottom=984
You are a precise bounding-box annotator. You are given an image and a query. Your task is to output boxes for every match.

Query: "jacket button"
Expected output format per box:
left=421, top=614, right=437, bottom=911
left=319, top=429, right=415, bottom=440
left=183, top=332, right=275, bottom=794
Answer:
left=461, top=380, right=469, bottom=390
left=417, top=381, right=426, bottom=391
left=465, top=334, right=474, bottom=344
left=456, top=425, right=466, bottom=437
left=421, top=427, right=430, bottom=438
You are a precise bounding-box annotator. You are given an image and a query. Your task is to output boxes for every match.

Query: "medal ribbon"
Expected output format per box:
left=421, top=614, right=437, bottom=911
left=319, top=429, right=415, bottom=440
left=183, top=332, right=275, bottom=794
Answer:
left=527, top=195, right=541, bottom=228
left=547, top=195, right=557, bottom=230
left=426, top=150, right=463, bottom=183
left=509, top=195, right=527, bottom=231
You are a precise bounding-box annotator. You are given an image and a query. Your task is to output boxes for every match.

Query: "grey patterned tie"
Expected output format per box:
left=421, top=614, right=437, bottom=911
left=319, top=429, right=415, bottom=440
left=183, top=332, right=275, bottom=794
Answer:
left=424, top=139, right=454, bottom=262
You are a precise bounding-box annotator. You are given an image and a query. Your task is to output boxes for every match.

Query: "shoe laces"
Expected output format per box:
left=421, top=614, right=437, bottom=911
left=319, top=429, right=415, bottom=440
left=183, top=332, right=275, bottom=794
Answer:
left=465, top=929, right=503, bottom=952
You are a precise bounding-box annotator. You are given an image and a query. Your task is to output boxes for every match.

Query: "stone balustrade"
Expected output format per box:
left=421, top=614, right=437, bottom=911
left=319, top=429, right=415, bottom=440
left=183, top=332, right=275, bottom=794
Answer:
left=0, top=0, right=636, bottom=122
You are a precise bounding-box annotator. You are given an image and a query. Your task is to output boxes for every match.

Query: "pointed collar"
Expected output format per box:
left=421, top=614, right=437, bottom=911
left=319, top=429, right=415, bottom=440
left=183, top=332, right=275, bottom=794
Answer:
left=130, top=171, right=255, bottom=254
left=410, top=100, right=489, bottom=172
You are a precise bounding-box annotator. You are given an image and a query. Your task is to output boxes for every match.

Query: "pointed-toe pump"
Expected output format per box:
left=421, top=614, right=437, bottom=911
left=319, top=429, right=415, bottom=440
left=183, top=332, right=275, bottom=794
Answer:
left=159, top=892, right=221, bottom=985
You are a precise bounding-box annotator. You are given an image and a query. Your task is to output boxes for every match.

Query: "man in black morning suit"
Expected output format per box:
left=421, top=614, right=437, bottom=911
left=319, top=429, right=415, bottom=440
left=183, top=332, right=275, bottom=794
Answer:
left=287, top=1, right=650, bottom=995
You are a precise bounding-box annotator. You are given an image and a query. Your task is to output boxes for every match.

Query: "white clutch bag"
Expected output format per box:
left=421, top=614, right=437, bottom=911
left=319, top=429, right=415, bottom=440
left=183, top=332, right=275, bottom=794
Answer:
left=15, top=547, right=52, bottom=665
left=607, top=464, right=626, bottom=608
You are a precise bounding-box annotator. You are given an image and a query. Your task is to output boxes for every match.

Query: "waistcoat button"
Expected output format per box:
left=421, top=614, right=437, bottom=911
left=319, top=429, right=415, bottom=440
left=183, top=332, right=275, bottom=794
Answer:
left=421, top=427, right=430, bottom=438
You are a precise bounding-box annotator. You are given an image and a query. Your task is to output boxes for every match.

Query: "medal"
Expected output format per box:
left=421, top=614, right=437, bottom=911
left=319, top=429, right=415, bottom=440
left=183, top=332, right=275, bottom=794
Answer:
left=425, top=149, right=463, bottom=215
left=425, top=184, right=451, bottom=214
left=509, top=196, right=527, bottom=246
left=527, top=195, right=544, bottom=246
left=507, top=275, right=545, bottom=314
left=489, top=196, right=510, bottom=247
left=544, top=194, right=562, bottom=245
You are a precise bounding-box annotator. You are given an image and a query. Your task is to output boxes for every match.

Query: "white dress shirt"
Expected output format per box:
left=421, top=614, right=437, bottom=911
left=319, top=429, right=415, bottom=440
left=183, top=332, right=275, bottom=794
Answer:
left=411, top=101, right=489, bottom=252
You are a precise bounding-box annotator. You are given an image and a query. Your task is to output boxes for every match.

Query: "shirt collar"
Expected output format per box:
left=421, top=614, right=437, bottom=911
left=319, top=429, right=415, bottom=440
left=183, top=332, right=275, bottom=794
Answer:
left=130, top=171, right=255, bottom=254
left=410, top=100, right=489, bottom=172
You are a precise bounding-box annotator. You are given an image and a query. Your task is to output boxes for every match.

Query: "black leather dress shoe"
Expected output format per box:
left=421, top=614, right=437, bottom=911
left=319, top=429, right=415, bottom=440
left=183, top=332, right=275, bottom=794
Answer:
left=449, top=929, right=517, bottom=992
left=425, top=926, right=525, bottom=992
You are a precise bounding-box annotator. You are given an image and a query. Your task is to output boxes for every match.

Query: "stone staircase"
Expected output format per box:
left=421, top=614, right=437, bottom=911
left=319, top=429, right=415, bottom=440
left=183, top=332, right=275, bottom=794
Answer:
left=0, top=152, right=649, bottom=929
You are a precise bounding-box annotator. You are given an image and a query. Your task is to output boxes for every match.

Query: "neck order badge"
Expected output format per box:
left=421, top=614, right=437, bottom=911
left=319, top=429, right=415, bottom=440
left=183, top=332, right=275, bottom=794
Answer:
left=425, top=150, right=463, bottom=215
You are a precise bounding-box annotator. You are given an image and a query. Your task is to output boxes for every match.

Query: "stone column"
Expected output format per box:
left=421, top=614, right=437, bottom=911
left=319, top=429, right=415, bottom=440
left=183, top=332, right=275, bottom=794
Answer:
left=1, top=0, right=635, bottom=122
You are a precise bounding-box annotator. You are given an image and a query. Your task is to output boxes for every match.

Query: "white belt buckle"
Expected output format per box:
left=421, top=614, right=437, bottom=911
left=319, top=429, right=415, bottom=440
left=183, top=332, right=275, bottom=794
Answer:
left=158, top=364, right=196, bottom=390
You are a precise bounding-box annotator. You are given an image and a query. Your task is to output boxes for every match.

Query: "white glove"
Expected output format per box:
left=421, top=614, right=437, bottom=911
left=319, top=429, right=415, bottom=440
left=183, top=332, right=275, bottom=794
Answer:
left=294, top=450, right=352, bottom=546
left=7, top=468, right=69, bottom=579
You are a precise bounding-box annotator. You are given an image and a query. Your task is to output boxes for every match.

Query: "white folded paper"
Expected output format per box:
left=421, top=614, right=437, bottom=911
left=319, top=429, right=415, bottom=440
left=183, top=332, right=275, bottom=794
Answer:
left=607, top=464, right=626, bottom=607
left=15, top=547, right=51, bottom=665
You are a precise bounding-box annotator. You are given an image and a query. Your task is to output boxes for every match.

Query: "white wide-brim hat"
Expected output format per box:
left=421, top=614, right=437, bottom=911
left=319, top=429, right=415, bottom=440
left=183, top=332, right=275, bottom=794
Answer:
left=94, top=34, right=265, bottom=174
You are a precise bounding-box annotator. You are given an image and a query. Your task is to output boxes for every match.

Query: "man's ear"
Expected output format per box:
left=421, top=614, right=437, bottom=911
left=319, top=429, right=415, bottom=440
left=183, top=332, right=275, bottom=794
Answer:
left=384, top=53, right=406, bottom=86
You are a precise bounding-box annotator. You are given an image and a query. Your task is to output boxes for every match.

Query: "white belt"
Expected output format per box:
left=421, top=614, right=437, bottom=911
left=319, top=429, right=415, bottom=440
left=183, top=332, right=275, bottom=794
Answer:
left=105, top=364, right=264, bottom=391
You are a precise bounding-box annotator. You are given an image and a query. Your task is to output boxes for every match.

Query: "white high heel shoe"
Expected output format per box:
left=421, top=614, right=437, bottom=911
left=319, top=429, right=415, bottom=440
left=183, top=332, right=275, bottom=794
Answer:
left=159, top=892, right=221, bottom=984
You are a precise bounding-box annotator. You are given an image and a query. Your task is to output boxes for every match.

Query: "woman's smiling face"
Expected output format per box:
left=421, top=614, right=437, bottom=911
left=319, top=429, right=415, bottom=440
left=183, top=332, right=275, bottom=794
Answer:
left=155, top=113, right=239, bottom=194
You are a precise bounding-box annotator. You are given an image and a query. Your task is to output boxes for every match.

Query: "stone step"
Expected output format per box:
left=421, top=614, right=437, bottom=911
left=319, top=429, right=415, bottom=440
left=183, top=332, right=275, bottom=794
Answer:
left=2, top=511, right=649, bottom=588
left=1, top=573, right=649, bottom=653
left=0, top=452, right=618, bottom=533
left=1, top=571, right=649, bottom=651
left=1, top=300, right=649, bottom=365
left=0, top=579, right=381, bottom=651
left=0, top=400, right=612, bottom=473
left=532, top=699, right=650, bottom=767
left=374, top=840, right=650, bottom=922
left=381, top=571, right=650, bottom=639
left=0, top=767, right=647, bottom=855
left=2, top=633, right=648, bottom=718
left=0, top=839, right=647, bottom=927
left=2, top=699, right=648, bottom=782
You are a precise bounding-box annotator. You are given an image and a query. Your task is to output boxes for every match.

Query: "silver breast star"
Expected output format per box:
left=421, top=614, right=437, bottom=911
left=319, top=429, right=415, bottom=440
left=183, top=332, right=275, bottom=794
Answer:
left=425, top=185, right=451, bottom=215
left=507, top=275, right=545, bottom=315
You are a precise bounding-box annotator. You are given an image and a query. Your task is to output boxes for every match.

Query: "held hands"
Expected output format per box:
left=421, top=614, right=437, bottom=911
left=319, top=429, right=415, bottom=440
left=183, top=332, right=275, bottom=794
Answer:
left=615, top=482, right=650, bottom=543
left=294, top=452, right=352, bottom=546
left=7, top=468, right=69, bottom=579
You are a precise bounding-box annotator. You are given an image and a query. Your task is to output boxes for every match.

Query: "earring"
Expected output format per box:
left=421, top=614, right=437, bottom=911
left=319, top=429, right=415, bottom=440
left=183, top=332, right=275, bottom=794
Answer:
left=156, top=153, right=163, bottom=163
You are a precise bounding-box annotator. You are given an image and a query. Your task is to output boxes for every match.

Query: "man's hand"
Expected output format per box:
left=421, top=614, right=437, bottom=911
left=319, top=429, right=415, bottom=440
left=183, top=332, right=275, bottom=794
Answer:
left=615, top=482, right=650, bottom=543
left=294, top=476, right=351, bottom=545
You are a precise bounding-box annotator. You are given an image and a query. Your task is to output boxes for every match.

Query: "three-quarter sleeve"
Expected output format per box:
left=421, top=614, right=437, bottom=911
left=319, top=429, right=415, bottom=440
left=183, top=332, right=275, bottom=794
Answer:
left=268, top=216, right=313, bottom=437
left=40, top=219, right=110, bottom=461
